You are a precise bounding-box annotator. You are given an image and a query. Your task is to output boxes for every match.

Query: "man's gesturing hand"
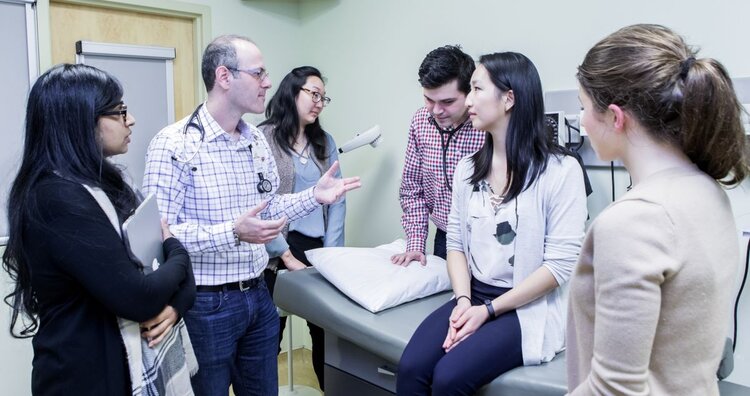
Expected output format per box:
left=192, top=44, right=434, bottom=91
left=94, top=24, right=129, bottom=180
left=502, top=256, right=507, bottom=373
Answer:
left=313, top=161, right=361, bottom=204
left=234, top=200, right=287, bottom=244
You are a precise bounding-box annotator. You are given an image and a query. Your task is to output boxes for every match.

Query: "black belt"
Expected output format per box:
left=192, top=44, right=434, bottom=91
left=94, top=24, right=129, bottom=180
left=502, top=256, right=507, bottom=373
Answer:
left=196, top=277, right=263, bottom=292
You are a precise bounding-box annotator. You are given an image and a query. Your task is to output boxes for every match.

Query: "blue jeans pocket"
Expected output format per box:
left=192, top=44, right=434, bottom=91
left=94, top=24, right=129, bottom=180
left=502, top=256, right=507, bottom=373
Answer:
left=188, top=291, right=224, bottom=314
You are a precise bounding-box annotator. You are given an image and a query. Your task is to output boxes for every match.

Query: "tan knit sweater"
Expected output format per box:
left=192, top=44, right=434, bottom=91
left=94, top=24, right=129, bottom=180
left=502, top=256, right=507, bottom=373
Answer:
left=567, top=165, right=738, bottom=396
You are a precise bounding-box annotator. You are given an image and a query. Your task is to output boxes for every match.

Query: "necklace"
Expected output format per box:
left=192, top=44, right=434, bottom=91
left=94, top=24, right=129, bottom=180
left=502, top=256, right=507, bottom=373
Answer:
left=486, top=183, right=506, bottom=213
left=293, top=141, right=311, bottom=165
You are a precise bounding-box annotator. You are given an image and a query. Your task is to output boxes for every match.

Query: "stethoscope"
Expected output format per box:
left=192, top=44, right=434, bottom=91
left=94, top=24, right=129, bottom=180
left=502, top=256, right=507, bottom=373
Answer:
left=171, top=104, right=205, bottom=166
left=429, top=115, right=468, bottom=191
left=171, top=103, right=273, bottom=194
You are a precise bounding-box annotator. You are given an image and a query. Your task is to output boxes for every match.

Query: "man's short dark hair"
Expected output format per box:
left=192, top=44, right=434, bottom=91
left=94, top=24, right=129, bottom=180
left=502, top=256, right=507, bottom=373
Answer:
left=418, top=45, right=475, bottom=94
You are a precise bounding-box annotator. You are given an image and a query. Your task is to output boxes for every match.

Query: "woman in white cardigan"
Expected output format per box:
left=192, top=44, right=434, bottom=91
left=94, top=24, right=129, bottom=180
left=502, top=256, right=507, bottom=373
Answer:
left=397, top=52, right=588, bottom=395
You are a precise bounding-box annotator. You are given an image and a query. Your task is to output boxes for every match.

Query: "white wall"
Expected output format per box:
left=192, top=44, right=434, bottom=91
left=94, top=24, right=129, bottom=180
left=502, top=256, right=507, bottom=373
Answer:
left=0, top=246, right=33, bottom=396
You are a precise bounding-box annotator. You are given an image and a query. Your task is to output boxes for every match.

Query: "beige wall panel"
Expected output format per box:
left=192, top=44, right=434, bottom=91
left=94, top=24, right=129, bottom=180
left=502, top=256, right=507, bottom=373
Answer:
left=50, top=1, right=197, bottom=119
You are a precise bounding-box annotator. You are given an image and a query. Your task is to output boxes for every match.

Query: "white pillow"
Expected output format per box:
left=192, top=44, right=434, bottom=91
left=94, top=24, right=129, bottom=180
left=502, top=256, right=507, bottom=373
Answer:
left=305, top=239, right=451, bottom=313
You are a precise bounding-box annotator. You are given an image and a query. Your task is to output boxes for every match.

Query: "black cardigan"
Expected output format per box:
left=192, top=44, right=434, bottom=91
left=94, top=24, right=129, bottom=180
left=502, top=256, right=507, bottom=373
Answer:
left=23, top=175, right=194, bottom=395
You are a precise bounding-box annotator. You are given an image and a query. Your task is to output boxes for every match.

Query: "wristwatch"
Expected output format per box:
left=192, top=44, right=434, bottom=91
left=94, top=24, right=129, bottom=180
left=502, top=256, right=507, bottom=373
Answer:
left=232, top=222, right=241, bottom=246
left=484, top=299, right=496, bottom=320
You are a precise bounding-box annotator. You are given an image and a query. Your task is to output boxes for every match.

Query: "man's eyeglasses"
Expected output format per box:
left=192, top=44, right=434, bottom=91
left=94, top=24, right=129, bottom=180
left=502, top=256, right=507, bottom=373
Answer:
left=227, top=66, right=270, bottom=81
left=300, top=88, right=331, bottom=107
left=101, top=105, right=128, bottom=122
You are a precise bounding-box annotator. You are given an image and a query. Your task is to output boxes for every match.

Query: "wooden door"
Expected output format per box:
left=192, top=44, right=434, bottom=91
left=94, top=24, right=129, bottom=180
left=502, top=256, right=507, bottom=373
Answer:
left=50, top=1, right=198, bottom=119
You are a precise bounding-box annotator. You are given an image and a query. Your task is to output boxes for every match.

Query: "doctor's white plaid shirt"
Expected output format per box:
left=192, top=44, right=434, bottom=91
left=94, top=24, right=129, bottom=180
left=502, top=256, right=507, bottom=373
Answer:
left=143, top=104, right=319, bottom=286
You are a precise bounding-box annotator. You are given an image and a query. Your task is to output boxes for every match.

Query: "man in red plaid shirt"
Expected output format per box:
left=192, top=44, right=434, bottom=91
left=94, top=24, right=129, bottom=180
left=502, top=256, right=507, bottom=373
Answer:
left=392, top=45, right=485, bottom=266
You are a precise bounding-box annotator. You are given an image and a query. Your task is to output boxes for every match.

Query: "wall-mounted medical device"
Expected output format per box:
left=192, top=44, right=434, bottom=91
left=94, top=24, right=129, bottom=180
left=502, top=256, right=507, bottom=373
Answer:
left=543, top=111, right=565, bottom=146
left=338, top=125, right=383, bottom=154
left=544, top=111, right=585, bottom=146
left=544, top=89, right=618, bottom=168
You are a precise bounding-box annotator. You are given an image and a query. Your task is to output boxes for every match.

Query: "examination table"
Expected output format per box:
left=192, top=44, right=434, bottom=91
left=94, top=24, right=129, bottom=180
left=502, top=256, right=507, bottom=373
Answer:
left=274, top=268, right=565, bottom=395
left=274, top=268, right=750, bottom=395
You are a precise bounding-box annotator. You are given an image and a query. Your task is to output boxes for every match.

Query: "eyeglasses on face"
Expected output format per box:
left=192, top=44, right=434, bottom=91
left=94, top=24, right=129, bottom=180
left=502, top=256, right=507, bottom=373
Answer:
left=100, top=105, right=128, bottom=122
left=227, top=66, right=270, bottom=81
left=300, top=88, right=331, bottom=107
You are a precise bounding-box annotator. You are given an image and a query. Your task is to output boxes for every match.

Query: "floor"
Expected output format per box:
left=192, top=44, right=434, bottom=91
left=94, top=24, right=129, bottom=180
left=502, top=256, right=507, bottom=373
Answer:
left=230, top=348, right=323, bottom=395
left=277, top=348, right=323, bottom=392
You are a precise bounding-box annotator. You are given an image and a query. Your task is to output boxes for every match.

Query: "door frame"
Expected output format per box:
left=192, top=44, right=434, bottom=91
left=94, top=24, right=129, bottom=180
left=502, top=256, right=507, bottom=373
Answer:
left=37, top=0, right=211, bottom=103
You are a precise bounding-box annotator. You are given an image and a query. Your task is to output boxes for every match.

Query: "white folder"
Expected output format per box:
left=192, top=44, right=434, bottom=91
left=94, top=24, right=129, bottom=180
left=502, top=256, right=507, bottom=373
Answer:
left=122, top=193, right=164, bottom=273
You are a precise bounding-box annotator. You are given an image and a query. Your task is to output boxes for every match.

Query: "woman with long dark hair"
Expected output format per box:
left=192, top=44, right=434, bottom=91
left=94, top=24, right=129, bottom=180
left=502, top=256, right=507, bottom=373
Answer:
left=2, top=64, right=194, bottom=395
left=568, top=24, right=748, bottom=395
left=397, top=52, right=588, bottom=395
left=259, top=66, right=344, bottom=390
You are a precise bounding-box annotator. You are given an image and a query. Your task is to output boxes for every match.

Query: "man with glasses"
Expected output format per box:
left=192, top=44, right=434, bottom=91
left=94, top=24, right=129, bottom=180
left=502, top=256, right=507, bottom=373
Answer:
left=391, top=45, right=485, bottom=266
left=143, top=35, right=360, bottom=396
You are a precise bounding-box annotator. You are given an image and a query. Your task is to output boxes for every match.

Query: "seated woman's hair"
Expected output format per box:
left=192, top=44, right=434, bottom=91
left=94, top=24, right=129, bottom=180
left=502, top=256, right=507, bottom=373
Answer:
left=577, top=24, right=748, bottom=185
left=469, top=52, right=566, bottom=200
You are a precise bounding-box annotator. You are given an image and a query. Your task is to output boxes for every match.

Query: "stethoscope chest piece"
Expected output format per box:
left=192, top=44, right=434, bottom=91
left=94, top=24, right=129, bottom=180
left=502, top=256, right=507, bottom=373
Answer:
left=257, top=172, right=272, bottom=193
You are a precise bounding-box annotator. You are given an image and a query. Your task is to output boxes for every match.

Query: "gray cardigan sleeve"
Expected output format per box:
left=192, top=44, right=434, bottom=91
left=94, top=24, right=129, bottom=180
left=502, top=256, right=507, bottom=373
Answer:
left=265, top=234, right=290, bottom=258
left=540, top=156, right=588, bottom=285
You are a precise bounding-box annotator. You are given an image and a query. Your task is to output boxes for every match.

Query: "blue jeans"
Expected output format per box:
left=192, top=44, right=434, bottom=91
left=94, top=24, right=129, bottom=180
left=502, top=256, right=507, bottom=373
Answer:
left=184, top=280, right=279, bottom=396
left=397, top=278, right=523, bottom=396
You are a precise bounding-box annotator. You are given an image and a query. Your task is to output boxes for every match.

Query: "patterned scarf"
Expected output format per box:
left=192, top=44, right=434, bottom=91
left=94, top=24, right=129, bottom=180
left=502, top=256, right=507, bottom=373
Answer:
left=83, top=184, right=198, bottom=395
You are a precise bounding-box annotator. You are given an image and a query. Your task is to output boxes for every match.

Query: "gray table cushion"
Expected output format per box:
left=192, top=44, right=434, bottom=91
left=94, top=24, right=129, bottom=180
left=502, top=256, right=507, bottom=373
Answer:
left=274, top=268, right=450, bottom=364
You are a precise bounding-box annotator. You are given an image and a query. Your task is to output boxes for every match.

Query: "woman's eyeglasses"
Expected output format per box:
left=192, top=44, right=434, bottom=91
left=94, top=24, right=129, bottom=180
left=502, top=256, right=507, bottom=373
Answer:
left=300, top=88, right=331, bottom=106
left=101, top=105, right=128, bottom=122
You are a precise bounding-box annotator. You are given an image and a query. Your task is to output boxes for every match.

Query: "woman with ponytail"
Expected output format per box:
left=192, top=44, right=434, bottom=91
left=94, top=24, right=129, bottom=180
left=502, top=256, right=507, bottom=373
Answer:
left=568, top=24, right=748, bottom=395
